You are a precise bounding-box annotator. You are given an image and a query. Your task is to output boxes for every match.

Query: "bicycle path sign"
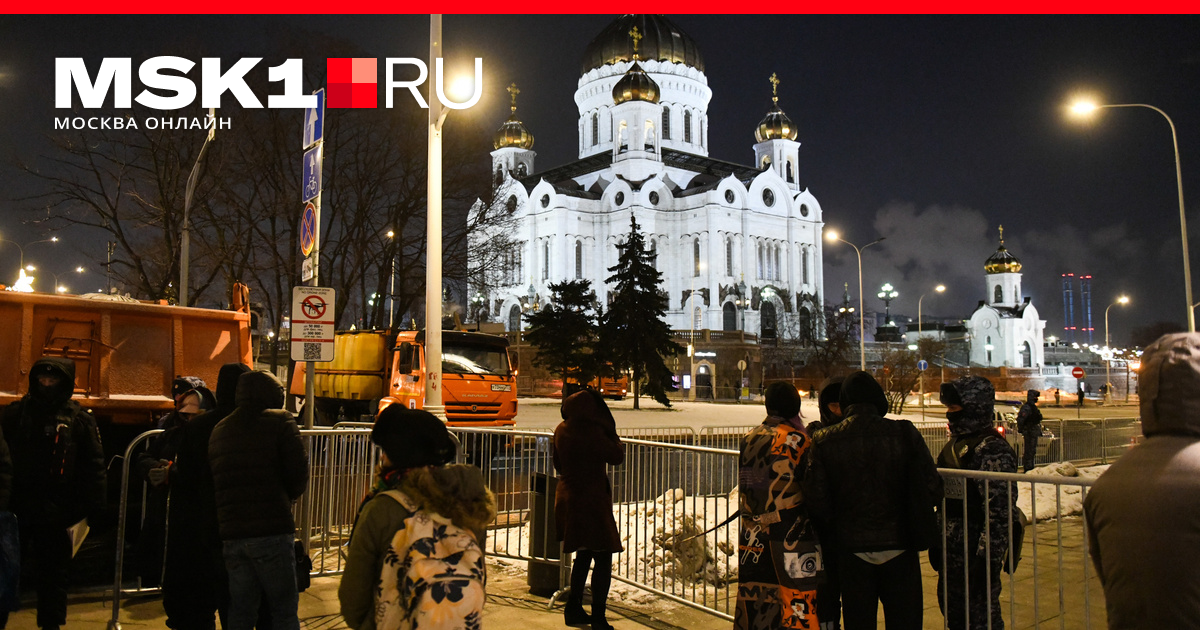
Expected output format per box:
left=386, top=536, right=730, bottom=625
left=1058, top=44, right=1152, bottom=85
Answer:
left=290, top=286, right=336, bottom=362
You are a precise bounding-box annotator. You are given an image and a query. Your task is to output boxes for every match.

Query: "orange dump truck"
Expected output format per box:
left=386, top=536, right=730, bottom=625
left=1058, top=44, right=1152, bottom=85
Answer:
left=293, top=329, right=517, bottom=426
left=0, top=289, right=252, bottom=426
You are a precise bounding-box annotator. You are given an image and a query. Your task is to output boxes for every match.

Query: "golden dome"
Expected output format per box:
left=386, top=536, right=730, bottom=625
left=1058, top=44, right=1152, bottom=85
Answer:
left=581, top=14, right=704, bottom=74
left=985, top=226, right=1023, bottom=274
left=612, top=60, right=660, bottom=105
left=755, top=73, right=798, bottom=142
left=493, top=83, right=534, bottom=150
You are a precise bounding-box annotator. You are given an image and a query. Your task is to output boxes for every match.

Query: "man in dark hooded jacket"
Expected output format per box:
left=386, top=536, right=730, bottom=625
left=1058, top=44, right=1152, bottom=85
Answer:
left=805, top=376, right=844, bottom=630
left=164, top=363, right=251, bottom=630
left=805, top=371, right=942, bottom=630
left=0, top=357, right=106, bottom=630
left=209, top=370, right=308, bottom=630
left=1085, top=333, right=1200, bottom=628
left=1014, top=389, right=1042, bottom=471
left=934, top=376, right=1018, bottom=630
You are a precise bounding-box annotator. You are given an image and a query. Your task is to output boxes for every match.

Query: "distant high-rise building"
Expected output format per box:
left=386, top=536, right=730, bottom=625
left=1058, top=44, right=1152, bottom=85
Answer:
left=1062, top=273, right=1076, bottom=343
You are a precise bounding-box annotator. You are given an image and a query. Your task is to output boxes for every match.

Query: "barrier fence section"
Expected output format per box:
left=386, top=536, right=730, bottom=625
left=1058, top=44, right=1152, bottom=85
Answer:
left=935, top=469, right=1102, bottom=630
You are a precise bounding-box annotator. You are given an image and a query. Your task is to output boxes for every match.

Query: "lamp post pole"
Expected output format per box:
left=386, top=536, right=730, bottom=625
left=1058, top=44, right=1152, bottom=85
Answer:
left=1070, top=101, right=1192, bottom=331
left=825, top=232, right=885, bottom=370
left=424, top=14, right=450, bottom=421
left=1104, top=296, right=1129, bottom=404
left=917, top=284, right=945, bottom=420
left=180, top=108, right=217, bottom=307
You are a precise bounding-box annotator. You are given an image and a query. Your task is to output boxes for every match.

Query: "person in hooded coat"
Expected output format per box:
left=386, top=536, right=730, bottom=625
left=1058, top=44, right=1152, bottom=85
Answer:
left=1014, top=390, right=1042, bottom=471
left=338, top=406, right=496, bottom=630
left=933, top=376, right=1018, bottom=630
left=804, top=371, right=941, bottom=630
left=806, top=377, right=844, bottom=630
left=0, top=357, right=106, bottom=630
left=1084, top=333, right=1200, bottom=628
left=165, top=363, right=252, bottom=630
left=209, top=370, right=308, bottom=630
left=736, top=382, right=823, bottom=630
left=554, top=389, right=625, bottom=630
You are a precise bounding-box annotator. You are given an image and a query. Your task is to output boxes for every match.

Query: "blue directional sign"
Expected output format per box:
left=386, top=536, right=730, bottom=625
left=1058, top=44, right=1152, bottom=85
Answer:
left=303, top=88, right=325, bottom=149
left=917, top=359, right=929, bottom=371
left=302, top=145, right=322, bottom=203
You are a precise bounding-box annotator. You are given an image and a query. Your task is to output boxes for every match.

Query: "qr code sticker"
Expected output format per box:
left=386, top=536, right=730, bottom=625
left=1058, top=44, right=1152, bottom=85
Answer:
left=303, top=342, right=322, bottom=360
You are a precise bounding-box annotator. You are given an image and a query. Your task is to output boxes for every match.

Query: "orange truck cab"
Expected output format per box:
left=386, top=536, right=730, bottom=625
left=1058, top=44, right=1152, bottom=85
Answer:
left=382, top=330, right=517, bottom=427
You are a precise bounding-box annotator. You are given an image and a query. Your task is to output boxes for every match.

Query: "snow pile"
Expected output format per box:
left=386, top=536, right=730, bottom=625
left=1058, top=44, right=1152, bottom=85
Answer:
left=1015, top=463, right=1108, bottom=521
left=617, top=488, right=739, bottom=586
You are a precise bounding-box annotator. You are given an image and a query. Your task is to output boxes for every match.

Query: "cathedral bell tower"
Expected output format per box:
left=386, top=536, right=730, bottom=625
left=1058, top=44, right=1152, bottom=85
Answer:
left=752, top=73, right=802, bottom=190
left=491, top=83, right=536, bottom=183
left=984, top=226, right=1023, bottom=309
left=609, top=26, right=664, bottom=181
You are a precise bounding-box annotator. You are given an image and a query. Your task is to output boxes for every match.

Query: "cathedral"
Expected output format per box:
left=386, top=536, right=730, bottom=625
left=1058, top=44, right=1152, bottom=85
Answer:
left=470, top=14, right=826, bottom=340
left=965, top=228, right=1047, bottom=368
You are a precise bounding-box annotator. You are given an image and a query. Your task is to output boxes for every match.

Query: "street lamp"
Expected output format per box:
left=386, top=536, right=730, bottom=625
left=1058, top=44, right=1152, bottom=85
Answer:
left=825, top=230, right=886, bottom=370
left=385, top=230, right=397, bottom=328
left=1104, top=295, right=1130, bottom=404
left=179, top=107, right=217, bottom=307
left=0, top=236, right=58, bottom=279
left=47, top=266, right=86, bottom=294
left=916, top=284, right=945, bottom=420
left=877, top=283, right=898, bottom=324
left=1069, top=100, right=1192, bottom=332
left=735, top=278, right=748, bottom=333
left=470, top=291, right=486, bottom=330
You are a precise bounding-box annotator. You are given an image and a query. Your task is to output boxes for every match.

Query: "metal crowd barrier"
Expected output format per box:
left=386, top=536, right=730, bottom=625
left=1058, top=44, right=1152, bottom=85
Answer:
left=109, top=428, right=165, bottom=630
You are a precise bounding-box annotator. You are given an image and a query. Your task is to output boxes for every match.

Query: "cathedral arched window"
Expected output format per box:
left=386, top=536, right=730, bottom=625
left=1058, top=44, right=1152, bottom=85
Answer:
left=802, top=246, right=809, bottom=284
left=542, top=241, right=550, bottom=280
left=723, top=302, right=737, bottom=331
left=757, top=242, right=764, bottom=279
left=725, top=238, right=733, bottom=277
left=994, top=285, right=1003, bottom=303
left=693, top=239, right=701, bottom=277
left=592, top=113, right=599, bottom=146
left=662, top=107, right=671, bottom=140
left=774, top=245, right=781, bottom=281
left=575, top=240, right=583, bottom=279
left=684, top=110, right=692, bottom=143
left=618, top=121, right=628, bottom=152
left=508, top=304, right=521, bottom=332
left=786, top=160, right=794, bottom=183
left=761, top=155, right=771, bottom=169
left=494, top=166, right=503, bottom=185
left=650, top=238, right=658, bottom=270
left=644, top=120, right=655, bottom=151
left=694, top=307, right=702, bottom=330
left=515, top=163, right=527, bottom=178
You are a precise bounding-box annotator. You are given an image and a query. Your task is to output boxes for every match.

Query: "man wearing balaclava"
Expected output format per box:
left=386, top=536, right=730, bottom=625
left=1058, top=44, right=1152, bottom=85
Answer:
left=1, top=356, right=106, bottom=630
left=934, top=376, right=1018, bottom=630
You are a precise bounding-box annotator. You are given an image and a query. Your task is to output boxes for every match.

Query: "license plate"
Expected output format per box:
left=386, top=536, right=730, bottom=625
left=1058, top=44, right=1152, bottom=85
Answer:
left=491, top=384, right=511, bottom=392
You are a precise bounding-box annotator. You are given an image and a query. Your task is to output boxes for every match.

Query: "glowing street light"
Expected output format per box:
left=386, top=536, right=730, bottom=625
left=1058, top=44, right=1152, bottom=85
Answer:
left=825, top=229, right=885, bottom=370
left=916, top=284, right=945, bottom=419
left=1069, top=99, right=1192, bottom=331
left=1104, top=295, right=1130, bottom=404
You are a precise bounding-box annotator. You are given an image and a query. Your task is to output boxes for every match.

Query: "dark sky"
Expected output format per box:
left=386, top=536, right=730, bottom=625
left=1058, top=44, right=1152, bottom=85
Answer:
left=1, top=14, right=1198, bottom=347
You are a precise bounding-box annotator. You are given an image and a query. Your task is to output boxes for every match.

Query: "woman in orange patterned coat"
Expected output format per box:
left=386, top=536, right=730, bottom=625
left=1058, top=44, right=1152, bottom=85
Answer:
left=737, top=382, right=824, bottom=630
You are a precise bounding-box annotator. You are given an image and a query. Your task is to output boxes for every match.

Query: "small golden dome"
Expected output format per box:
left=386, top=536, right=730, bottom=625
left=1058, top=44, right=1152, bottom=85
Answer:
left=985, top=226, right=1023, bottom=274
left=493, top=83, right=534, bottom=150
left=755, top=73, right=798, bottom=142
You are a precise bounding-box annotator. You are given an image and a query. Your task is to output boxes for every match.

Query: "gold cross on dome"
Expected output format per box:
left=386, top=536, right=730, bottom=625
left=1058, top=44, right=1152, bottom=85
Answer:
left=999, top=224, right=1005, bottom=245
left=507, top=83, right=520, bottom=113
left=629, top=26, right=643, bottom=58
left=769, top=73, right=781, bottom=103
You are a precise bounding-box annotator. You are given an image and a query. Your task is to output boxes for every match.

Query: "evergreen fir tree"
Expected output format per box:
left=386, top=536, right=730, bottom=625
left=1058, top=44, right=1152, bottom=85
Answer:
left=600, top=216, right=680, bottom=408
left=525, top=279, right=600, bottom=392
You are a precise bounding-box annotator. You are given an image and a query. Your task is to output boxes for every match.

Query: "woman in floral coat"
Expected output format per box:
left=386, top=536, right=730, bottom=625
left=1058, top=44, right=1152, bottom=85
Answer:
left=737, top=382, right=824, bottom=630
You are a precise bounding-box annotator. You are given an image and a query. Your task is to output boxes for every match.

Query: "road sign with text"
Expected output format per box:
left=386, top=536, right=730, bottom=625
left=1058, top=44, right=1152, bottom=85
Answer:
left=290, top=286, right=335, bottom=362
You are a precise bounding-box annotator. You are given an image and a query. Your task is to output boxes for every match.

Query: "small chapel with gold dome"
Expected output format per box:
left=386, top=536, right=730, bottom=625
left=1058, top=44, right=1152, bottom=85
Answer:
left=470, top=14, right=826, bottom=339
left=965, top=227, right=1047, bottom=367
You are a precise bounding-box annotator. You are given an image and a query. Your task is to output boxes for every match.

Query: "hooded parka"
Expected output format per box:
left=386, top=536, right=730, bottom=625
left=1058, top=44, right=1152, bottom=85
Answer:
left=1085, top=333, right=1200, bottom=629
left=553, top=390, right=624, bottom=553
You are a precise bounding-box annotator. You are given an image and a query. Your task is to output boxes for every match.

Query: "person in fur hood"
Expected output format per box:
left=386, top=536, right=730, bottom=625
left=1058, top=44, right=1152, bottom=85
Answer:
left=339, top=406, right=496, bottom=630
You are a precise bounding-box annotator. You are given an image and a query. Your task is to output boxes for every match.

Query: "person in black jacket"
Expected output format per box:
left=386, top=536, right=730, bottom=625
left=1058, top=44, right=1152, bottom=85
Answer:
left=209, top=370, right=308, bottom=630
left=805, top=371, right=942, bottom=630
left=165, top=363, right=250, bottom=630
left=1014, top=390, right=1042, bottom=472
left=0, top=357, right=106, bottom=630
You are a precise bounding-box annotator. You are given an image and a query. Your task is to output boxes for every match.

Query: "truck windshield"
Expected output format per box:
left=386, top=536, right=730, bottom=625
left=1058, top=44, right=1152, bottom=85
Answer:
left=441, top=344, right=511, bottom=376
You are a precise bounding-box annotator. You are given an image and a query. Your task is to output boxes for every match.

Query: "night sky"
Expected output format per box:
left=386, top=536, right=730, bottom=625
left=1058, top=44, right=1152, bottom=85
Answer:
left=1, top=14, right=1198, bottom=347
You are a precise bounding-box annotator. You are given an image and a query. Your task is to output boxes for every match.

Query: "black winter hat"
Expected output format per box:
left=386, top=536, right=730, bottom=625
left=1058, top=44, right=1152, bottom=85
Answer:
left=372, top=406, right=457, bottom=469
left=839, top=371, right=889, bottom=416
left=818, top=376, right=844, bottom=425
left=764, top=381, right=802, bottom=419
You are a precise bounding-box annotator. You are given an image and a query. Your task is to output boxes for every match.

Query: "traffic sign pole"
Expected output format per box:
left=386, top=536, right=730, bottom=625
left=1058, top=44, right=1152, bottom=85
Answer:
left=302, top=90, right=325, bottom=430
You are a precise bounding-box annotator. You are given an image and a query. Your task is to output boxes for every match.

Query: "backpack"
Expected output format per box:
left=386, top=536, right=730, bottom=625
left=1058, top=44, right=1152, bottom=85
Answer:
left=938, top=433, right=1027, bottom=574
left=375, top=490, right=486, bottom=630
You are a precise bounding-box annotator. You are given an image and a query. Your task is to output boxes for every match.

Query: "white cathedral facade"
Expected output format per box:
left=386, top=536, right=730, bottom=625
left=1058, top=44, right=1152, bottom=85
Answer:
left=469, top=15, right=826, bottom=339
left=965, top=229, right=1047, bottom=368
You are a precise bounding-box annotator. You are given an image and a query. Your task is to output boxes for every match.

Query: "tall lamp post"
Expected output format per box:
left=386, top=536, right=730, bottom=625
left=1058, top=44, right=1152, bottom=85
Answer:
left=48, top=266, right=86, bottom=294
left=386, top=230, right=396, bottom=328
left=736, top=278, right=748, bottom=334
left=825, top=230, right=885, bottom=370
left=1069, top=100, right=1192, bottom=332
left=180, top=108, right=217, bottom=307
left=470, top=291, right=486, bottom=330
left=0, top=236, right=58, bottom=275
left=917, top=284, right=946, bottom=419
left=1104, top=295, right=1130, bottom=404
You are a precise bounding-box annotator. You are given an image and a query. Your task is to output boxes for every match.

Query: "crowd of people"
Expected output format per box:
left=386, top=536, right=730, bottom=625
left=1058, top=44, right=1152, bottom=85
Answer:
left=0, top=333, right=1196, bottom=630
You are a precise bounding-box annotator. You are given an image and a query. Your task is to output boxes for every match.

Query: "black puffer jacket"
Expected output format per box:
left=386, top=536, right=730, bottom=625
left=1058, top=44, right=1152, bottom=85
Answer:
left=805, top=371, right=943, bottom=552
left=209, top=370, right=308, bottom=540
left=1, top=357, right=106, bottom=526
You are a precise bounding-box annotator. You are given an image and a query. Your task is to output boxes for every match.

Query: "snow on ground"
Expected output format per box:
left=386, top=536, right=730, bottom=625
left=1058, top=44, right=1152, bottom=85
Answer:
left=1017, top=462, right=1108, bottom=522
